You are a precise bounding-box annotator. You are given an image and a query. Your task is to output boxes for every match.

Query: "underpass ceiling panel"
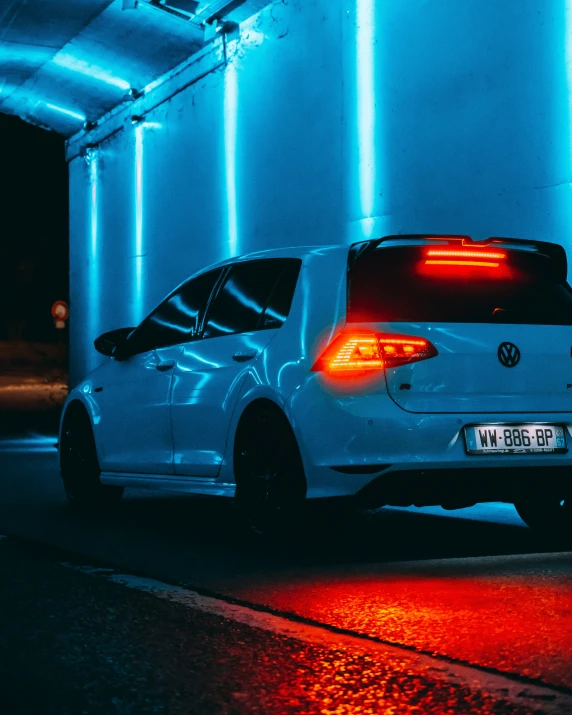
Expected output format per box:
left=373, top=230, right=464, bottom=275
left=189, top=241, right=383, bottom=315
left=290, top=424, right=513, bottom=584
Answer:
left=0, top=0, right=268, bottom=136
left=11, top=1, right=206, bottom=127
left=71, top=0, right=205, bottom=94
left=0, top=0, right=111, bottom=47
left=0, top=1, right=112, bottom=104
left=0, top=84, right=86, bottom=134
left=0, top=44, right=54, bottom=101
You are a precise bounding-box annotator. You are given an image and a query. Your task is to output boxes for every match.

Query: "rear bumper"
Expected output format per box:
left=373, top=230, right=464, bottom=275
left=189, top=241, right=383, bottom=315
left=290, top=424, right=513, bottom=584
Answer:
left=288, top=374, right=572, bottom=500
left=354, top=465, right=572, bottom=509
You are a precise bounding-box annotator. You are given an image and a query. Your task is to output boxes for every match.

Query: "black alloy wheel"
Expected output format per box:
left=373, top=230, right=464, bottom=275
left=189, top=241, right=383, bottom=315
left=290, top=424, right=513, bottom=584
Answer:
left=234, top=406, right=307, bottom=538
left=60, top=406, right=124, bottom=509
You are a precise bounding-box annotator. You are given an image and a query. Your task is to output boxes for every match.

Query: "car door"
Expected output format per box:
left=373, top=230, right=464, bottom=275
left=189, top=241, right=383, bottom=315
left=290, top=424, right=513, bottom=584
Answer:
left=171, top=259, right=301, bottom=477
left=96, top=268, right=223, bottom=475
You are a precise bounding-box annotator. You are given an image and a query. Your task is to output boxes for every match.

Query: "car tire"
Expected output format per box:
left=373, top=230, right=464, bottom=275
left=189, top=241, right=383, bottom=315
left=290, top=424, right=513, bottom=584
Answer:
left=513, top=481, right=570, bottom=537
left=234, top=405, right=307, bottom=538
left=60, top=405, right=124, bottom=510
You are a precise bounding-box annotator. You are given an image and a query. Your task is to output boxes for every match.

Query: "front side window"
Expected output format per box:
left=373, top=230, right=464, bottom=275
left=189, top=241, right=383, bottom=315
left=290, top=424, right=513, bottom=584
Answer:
left=203, top=259, right=300, bottom=339
left=126, top=268, right=222, bottom=355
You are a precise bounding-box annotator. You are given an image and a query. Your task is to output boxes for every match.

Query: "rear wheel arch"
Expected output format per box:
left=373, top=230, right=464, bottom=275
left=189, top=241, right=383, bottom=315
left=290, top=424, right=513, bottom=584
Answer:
left=232, top=398, right=307, bottom=535
left=233, top=398, right=304, bottom=466
left=234, top=398, right=288, bottom=438
left=513, top=478, right=571, bottom=538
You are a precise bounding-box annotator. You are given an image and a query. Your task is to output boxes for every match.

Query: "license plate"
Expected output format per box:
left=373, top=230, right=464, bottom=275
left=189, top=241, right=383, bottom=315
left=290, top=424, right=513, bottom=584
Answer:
left=465, top=424, right=568, bottom=455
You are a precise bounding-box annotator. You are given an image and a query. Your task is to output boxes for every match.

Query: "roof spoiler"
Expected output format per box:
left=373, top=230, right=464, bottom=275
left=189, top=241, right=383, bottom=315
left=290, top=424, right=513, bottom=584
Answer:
left=348, top=234, right=568, bottom=279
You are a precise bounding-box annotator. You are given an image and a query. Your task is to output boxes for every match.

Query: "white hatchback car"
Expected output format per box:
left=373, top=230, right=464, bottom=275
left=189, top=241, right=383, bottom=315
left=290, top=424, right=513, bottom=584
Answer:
left=60, top=235, right=572, bottom=535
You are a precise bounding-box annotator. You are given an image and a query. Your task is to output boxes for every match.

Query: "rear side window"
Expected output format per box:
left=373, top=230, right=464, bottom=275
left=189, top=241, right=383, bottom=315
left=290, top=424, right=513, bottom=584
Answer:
left=203, top=259, right=300, bottom=339
left=261, top=261, right=302, bottom=329
left=127, top=268, right=222, bottom=354
left=348, top=245, right=572, bottom=325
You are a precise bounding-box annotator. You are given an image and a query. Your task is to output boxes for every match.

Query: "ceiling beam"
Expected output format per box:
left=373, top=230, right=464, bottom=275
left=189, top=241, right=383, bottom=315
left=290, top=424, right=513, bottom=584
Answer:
left=192, top=0, right=247, bottom=25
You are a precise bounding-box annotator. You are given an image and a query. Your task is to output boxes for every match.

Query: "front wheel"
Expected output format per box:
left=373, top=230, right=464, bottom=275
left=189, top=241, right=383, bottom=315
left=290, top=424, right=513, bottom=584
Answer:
left=514, top=481, right=571, bottom=538
left=234, top=406, right=307, bottom=538
left=60, top=406, right=124, bottom=510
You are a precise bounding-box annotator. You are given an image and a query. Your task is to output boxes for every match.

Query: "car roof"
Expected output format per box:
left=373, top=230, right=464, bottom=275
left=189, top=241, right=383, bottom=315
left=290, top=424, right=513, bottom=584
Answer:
left=203, top=244, right=348, bottom=272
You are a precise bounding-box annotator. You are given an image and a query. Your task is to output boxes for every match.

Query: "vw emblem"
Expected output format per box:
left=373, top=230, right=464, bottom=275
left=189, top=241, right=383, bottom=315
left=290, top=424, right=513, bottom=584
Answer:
left=498, top=342, right=521, bottom=368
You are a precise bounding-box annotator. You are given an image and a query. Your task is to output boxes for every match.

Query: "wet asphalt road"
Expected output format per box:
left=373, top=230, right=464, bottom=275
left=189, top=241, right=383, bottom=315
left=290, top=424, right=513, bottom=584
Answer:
left=1, top=537, right=557, bottom=715
left=0, top=431, right=571, bottom=713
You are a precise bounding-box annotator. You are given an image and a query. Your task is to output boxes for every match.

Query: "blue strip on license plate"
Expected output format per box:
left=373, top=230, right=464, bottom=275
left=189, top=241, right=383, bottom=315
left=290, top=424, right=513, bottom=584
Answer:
left=464, top=424, right=568, bottom=455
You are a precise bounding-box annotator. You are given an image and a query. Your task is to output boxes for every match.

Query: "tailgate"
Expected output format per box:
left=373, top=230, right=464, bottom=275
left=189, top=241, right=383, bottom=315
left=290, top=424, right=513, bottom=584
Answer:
left=382, top=323, right=572, bottom=413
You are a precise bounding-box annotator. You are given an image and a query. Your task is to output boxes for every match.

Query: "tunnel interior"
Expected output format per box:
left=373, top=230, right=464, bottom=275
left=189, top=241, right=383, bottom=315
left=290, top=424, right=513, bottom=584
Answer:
left=1, top=0, right=571, bottom=383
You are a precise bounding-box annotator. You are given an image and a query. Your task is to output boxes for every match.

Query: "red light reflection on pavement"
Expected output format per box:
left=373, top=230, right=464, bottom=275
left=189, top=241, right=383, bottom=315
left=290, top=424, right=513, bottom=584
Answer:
left=269, top=648, right=537, bottom=715
left=241, top=559, right=572, bottom=690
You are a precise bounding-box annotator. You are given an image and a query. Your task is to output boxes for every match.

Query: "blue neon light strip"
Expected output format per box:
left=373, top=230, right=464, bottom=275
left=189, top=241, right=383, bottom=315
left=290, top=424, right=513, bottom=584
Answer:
left=89, top=154, right=99, bottom=360
left=90, top=157, right=98, bottom=262
left=53, top=53, right=131, bottom=91
left=45, top=102, right=85, bottom=122
left=135, top=124, right=144, bottom=323
left=356, top=0, right=376, bottom=223
left=224, top=62, right=239, bottom=258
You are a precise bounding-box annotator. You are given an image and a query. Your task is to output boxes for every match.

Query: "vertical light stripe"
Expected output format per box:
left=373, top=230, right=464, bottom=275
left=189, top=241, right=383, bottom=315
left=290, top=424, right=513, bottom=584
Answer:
left=90, top=156, right=98, bottom=261
left=562, top=0, right=572, bottom=172
left=135, top=124, right=144, bottom=323
left=356, top=0, right=376, bottom=220
left=224, top=62, right=239, bottom=258
left=89, top=154, right=99, bottom=350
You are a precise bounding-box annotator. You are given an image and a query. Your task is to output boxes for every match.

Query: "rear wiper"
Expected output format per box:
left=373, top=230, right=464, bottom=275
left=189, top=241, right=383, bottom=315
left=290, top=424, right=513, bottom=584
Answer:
left=492, top=308, right=516, bottom=322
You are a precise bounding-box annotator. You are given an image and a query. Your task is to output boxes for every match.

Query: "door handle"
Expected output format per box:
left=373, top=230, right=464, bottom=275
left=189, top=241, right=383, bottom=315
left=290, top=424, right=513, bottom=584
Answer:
left=232, top=350, right=258, bottom=362
left=155, top=360, right=176, bottom=372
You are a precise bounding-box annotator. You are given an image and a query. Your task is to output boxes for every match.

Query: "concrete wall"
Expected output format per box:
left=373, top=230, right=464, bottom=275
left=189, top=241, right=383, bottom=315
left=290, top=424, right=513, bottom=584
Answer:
left=68, top=0, right=572, bottom=384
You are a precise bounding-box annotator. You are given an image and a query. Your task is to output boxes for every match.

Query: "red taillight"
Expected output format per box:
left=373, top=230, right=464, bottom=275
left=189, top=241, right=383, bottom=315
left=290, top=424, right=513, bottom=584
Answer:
left=378, top=336, right=435, bottom=367
left=424, top=248, right=507, bottom=269
left=426, top=260, right=501, bottom=267
left=312, top=333, right=438, bottom=372
left=426, top=250, right=506, bottom=260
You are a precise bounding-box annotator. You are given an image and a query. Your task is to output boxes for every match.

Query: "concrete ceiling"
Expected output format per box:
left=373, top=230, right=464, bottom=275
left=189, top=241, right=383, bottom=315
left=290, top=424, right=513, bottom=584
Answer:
left=0, top=0, right=267, bottom=136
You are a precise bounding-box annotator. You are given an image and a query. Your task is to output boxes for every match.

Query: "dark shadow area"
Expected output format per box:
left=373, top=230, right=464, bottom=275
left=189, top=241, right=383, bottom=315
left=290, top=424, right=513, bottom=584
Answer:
left=0, top=116, right=68, bottom=342
left=0, top=410, right=568, bottom=598
left=0, top=116, right=69, bottom=438
left=32, top=480, right=570, bottom=580
left=0, top=401, right=64, bottom=437
left=107, top=493, right=568, bottom=562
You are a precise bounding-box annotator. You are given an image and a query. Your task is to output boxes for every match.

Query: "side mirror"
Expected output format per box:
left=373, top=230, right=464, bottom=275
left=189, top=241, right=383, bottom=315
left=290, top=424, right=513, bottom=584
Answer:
left=94, top=327, right=135, bottom=358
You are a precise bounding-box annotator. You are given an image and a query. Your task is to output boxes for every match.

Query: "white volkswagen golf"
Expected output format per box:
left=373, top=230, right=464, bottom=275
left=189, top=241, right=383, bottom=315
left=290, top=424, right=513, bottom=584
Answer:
left=60, top=235, right=572, bottom=536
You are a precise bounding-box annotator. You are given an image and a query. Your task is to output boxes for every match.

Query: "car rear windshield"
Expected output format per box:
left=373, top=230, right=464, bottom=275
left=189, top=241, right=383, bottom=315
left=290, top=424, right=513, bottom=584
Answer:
left=347, top=245, right=572, bottom=325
